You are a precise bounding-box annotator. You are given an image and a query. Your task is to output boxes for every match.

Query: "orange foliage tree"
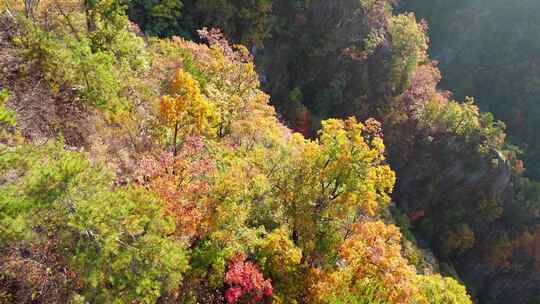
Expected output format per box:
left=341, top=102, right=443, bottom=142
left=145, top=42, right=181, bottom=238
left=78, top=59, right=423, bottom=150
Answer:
left=310, top=221, right=418, bottom=304
left=136, top=136, right=216, bottom=243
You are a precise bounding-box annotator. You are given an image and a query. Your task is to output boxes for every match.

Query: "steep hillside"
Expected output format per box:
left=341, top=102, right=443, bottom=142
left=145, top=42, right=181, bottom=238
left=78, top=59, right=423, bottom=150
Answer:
left=0, top=1, right=472, bottom=303
left=400, top=0, right=540, bottom=180
left=123, top=0, right=540, bottom=302
left=1, top=0, right=539, bottom=303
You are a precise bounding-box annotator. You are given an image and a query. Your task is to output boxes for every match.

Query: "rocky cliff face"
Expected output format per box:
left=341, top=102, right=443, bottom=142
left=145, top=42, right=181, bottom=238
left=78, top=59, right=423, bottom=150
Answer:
left=392, top=133, right=512, bottom=216
left=386, top=121, right=525, bottom=301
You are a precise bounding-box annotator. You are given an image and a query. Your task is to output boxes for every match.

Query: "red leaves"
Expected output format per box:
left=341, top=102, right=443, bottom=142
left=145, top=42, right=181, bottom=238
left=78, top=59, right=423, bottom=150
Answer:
left=136, top=136, right=216, bottom=242
left=224, top=255, right=273, bottom=304
left=225, top=287, right=244, bottom=303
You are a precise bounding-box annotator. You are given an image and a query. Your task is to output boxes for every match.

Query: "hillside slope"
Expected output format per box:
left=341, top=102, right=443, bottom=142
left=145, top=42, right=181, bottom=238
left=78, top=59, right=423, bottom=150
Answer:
left=1, top=0, right=540, bottom=303
left=0, top=2, right=472, bottom=303
left=400, top=0, right=540, bottom=180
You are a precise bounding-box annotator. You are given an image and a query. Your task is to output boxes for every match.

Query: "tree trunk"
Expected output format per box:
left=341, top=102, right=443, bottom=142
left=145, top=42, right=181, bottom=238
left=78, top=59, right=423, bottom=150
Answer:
left=173, top=122, right=179, bottom=156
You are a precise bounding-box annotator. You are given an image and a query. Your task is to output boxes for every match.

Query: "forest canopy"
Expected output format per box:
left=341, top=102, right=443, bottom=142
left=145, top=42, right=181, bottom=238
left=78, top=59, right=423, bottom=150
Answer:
left=0, top=0, right=539, bottom=303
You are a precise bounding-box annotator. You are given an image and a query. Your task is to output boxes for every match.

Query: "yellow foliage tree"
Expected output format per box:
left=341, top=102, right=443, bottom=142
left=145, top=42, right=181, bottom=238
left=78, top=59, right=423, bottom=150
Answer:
left=159, top=69, right=217, bottom=154
left=416, top=274, right=472, bottom=304
left=270, top=118, right=395, bottom=260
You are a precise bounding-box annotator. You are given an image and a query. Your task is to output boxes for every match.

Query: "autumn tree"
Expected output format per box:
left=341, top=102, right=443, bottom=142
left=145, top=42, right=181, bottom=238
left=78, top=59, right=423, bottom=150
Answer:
left=416, top=274, right=472, bottom=304
left=223, top=254, right=273, bottom=304
left=264, top=117, right=395, bottom=268
left=136, top=136, right=216, bottom=243
left=159, top=69, right=217, bottom=155
left=310, top=221, right=418, bottom=304
left=387, top=13, right=429, bottom=94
